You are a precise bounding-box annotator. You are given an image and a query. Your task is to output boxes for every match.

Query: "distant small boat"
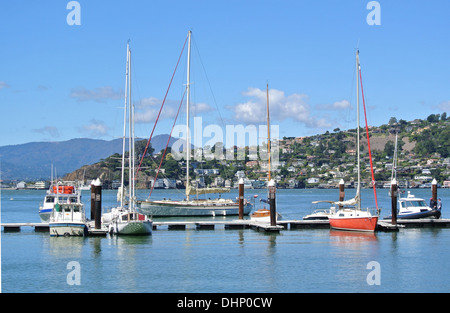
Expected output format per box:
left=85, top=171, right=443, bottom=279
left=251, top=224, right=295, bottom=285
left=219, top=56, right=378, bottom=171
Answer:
left=251, top=208, right=282, bottom=223
left=49, top=203, right=88, bottom=237
left=303, top=200, right=337, bottom=220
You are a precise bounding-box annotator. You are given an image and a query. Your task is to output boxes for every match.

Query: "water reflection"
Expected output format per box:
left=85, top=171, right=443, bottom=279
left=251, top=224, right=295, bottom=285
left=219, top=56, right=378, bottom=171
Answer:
left=329, top=230, right=378, bottom=246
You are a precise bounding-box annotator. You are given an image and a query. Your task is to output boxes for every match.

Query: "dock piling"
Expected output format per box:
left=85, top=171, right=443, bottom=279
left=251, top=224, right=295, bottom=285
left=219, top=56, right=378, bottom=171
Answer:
left=390, top=178, right=397, bottom=225
left=431, top=178, right=438, bottom=209
left=339, top=179, right=345, bottom=209
left=238, top=178, right=244, bottom=220
left=268, top=180, right=277, bottom=227
left=91, top=178, right=102, bottom=229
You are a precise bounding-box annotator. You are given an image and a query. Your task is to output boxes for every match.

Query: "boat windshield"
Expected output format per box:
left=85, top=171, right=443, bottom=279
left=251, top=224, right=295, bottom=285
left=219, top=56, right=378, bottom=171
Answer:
left=45, top=196, right=55, bottom=203
left=405, top=200, right=427, bottom=207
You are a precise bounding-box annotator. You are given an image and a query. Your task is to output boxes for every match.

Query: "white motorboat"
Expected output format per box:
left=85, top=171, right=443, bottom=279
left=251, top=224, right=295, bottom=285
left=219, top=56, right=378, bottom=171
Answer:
left=49, top=203, right=88, bottom=237
left=39, top=182, right=83, bottom=223
left=303, top=201, right=337, bottom=220
left=384, top=191, right=441, bottom=220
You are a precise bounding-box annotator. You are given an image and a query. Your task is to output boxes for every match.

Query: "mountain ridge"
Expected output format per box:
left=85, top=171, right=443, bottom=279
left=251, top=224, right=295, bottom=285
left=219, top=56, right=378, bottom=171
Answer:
left=0, top=135, right=176, bottom=181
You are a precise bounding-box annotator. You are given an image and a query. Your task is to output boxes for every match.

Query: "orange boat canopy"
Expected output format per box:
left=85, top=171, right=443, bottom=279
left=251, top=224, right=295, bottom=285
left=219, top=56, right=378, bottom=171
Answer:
left=52, top=185, right=75, bottom=194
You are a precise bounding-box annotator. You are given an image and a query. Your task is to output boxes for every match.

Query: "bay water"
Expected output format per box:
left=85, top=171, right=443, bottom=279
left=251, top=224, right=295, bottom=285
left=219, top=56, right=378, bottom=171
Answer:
left=1, top=187, right=450, bottom=293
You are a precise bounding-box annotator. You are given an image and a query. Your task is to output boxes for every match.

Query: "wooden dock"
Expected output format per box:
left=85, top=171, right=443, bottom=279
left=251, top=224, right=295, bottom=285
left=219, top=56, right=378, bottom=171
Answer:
left=3, top=218, right=450, bottom=234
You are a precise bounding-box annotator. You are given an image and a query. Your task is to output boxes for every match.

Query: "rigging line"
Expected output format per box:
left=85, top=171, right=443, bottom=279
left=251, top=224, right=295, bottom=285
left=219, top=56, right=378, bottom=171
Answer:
left=149, top=89, right=186, bottom=199
left=191, top=35, right=233, bottom=180
left=359, top=65, right=379, bottom=211
left=136, top=34, right=189, bottom=177
left=192, top=37, right=227, bottom=130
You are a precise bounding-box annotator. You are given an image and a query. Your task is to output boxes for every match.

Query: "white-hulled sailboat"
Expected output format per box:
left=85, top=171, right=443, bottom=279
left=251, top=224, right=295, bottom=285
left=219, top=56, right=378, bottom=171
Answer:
left=328, top=50, right=379, bottom=232
left=137, top=31, right=252, bottom=217
left=102, top=41, right=152, bottom=235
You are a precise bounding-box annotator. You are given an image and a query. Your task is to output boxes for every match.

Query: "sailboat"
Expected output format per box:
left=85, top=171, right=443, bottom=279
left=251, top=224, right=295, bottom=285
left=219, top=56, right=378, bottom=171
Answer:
left=328, top=50, right=379, bottom=232
left=251, top=83, right=281, bottom=223
left=101, top=41, right=152, bottom=235
left=137, top=31, right=252, bottom=217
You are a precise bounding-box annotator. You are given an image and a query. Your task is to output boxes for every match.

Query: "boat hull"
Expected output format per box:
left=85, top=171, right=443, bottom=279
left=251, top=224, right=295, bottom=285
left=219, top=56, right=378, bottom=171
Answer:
left=329, top=216, right=378, bottom=232
left=138, top=201, right=252, bottom=217
left=112, top=220, right=153, bottom=235
left=49, top=223, right=88, bottom=237
left=250, top=209, right=281, bottom=223
left=39, top=209, right=52, bottom=223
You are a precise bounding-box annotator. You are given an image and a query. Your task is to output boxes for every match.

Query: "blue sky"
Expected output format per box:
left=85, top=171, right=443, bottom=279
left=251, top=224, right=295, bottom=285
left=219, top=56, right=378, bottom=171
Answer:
left=0, top=1, right=449, bottom=147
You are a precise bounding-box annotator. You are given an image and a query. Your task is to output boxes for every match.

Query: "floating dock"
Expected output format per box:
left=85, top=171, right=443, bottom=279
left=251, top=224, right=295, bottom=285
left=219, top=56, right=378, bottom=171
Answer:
left=3, top=218, right=450, bottom=234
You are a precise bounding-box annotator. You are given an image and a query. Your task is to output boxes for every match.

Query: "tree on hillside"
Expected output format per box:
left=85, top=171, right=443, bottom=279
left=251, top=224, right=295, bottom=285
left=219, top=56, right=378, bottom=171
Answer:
left=388, top=117, right=397, bottom=125
left=427, top=114, right=440, bottom=123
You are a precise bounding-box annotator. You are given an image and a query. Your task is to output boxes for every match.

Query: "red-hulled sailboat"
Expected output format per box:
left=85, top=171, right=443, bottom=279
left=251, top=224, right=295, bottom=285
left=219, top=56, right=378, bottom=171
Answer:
left=329, top=50, right=379, bottom=232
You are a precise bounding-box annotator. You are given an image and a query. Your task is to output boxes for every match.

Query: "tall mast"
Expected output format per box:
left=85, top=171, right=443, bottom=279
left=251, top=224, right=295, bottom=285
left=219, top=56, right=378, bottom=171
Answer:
left=356, top=50, right=361, bottom=210
left=128, top=44, right=135, bottom=208
left=120, top=41, right=130, bottom=208
left=185, top=31, right=192, bottom=200
left=266, top=82, right=271, bottom=182
left=391, top=132, right=398, bottom=182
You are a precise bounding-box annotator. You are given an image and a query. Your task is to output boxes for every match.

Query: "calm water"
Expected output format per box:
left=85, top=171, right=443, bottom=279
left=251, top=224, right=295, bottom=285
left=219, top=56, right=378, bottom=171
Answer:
left=1, top=187, right=450, bottom=293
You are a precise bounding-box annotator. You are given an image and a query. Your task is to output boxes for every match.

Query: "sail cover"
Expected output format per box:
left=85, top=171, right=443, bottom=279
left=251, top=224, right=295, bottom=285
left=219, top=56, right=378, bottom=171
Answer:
left=333, top=194, right=359, bottom=207
left=186, top=186, right=230, bottom=196
left=312, top=194, right=359, bottom=207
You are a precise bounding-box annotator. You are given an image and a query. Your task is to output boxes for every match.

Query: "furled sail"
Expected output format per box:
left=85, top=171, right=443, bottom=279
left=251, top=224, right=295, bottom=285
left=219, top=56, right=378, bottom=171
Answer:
left=186, top=186, right=230, bottom=196
left=333, top=194, right=359, bottom=207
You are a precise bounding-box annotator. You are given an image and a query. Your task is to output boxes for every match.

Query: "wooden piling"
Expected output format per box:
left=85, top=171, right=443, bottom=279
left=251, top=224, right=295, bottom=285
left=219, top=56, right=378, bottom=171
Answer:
left=431, top=178, right=437, bottom=209
left=339, top=179, right=345, bottom=209
left=91, top=178, right=102, bottom=229
left=90, top=180, right=96, bottom=221
left=238, top=178, right=244, bottom=220
left=268, top=179, right=277, bottom=226
left=391, top=178, right=397, bottom=225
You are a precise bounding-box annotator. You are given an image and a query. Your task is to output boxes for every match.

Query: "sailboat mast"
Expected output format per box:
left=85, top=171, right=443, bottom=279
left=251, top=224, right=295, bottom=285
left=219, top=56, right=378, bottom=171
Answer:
left=128, top=45, right=135, bottom=208
left=391, top=132, right=398, bottom=182
left=186, top=31, right=192, bottom=200
left=266, top=82, right=271, bottom=181
left=120, top=41, right=130, bottom=208
left=356, top=50, right=361, bottom=210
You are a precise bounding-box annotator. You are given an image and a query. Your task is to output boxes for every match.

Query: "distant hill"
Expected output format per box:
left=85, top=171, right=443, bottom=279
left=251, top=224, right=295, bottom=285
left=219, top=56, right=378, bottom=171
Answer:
left=0, top=135, right=177, bottom=181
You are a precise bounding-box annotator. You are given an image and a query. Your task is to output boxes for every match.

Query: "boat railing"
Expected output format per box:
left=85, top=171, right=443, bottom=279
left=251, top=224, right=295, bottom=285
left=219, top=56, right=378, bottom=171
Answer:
left=364, top=207, right=382, bottom=217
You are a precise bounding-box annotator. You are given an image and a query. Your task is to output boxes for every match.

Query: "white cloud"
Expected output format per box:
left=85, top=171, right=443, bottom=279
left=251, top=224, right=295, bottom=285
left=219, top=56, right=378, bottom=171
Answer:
left=191, top=102, right=213, bottom=113
left=438, top=100, right=450, bottom=112
left=33, top=126, right=60, bottom=138
left=332, top=100, right=351, bottom=109
left=316, top=99, right=352, bottom=110
left=80, top=119, right=109, bottom=137
left=70, top=86, right=123, bottom=103
left=0, top=81, right=10, bottom=89
left=134, top=96, right=180, bottom=123
left=231, top=87, right=331, bottom=128
left=133, top=96, right=212, bottom=124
